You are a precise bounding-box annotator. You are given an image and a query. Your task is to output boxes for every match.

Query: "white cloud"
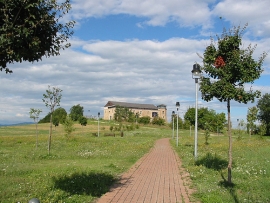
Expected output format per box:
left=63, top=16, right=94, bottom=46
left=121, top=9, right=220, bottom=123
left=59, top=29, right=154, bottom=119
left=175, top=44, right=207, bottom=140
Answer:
left=71, top=0, right=212, bottom=28
left=212, top=0, right=270, bottom=37
left=1, top=0, right=270, bottom=126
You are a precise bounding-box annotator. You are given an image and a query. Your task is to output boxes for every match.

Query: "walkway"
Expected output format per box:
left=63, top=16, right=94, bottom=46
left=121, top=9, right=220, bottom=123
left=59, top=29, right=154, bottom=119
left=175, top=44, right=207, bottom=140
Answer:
left=95, top=138, right=197, bottom=203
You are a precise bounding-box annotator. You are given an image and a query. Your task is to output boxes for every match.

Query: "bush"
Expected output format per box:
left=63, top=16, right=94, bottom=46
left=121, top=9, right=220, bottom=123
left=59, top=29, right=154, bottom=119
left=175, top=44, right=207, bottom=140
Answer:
left=152, top=117, right=165, bottom=126
left=138, top=116, right=151, bottom=125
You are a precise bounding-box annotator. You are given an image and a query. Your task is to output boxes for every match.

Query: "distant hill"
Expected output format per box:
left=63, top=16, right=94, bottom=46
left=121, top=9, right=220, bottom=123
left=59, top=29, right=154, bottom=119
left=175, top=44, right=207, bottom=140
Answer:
left=0, top=122, right=34, bottom=127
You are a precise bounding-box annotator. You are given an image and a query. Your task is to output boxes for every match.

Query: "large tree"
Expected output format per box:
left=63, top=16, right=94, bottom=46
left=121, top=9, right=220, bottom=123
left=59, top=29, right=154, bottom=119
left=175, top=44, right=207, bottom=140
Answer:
left=0, top=0, right=75, bottom=73
left=184, top=107, right=226, bottom=132
left=114, top=106, right=135, bottom=122
left=257, top=93, right=270, bottom=135
left=200, top=24, right=267, bottom=183
left=70, top=104, right=84, bottom=121
left=42, top=85, right=62, bottom=154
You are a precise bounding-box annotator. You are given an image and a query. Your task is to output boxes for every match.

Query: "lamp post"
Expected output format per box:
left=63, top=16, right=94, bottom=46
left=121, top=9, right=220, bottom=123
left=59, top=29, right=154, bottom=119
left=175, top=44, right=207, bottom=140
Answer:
left=192, top=63, right=201, bottom=159
left=98, top=112, right=100, bottom=137
left=176, top=102, right=180, bottom=147
left=172, top=111, right=175, bottom=139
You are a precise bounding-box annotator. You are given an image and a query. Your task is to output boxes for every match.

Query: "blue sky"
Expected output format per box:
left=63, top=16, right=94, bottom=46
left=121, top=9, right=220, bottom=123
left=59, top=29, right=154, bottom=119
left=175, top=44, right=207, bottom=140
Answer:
left=1, top=0, right=270, bottom=127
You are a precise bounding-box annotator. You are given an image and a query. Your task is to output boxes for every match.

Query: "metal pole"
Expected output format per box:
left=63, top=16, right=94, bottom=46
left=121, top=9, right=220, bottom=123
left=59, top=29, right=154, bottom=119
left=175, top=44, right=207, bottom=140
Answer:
left=98, top=113, right=100, bottom=137
left=194, top=78, right=198, bottom=159
left=177, top=110, right=179, bottom=147
left=172, top=116, right=174, bottom=139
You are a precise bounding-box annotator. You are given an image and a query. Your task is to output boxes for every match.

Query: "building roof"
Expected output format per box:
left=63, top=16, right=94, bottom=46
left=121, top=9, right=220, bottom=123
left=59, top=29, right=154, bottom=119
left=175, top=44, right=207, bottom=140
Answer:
left=104, top=101, right=159, bottom=110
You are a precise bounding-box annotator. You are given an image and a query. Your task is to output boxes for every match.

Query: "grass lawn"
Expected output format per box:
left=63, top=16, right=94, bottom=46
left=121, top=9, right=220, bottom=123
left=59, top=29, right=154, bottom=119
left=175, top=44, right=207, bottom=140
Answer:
left=172, top=129, right=270, bottom=203
left=0, top=121, right=168, bottom=203
left=0, top=121, right=270, bottom=203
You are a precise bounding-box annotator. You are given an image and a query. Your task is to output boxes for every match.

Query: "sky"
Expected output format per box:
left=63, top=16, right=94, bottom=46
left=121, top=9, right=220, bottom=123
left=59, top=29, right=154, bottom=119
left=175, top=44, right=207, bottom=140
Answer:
left=1, top=0, right=270, bottom=126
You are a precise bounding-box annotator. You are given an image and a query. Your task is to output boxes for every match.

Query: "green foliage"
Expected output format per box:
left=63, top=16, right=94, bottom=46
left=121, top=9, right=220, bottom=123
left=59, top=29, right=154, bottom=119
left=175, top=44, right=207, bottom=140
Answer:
left=42, top=85, right=63, bottom=154
left=70, top=104, right=84, bottom=121
left=204, top=129, right=210, bottom=145
left=114, top=106, right=135, bottom=122
left=63, top=115, right=75, bottom=138
left=29, top=108, right=42, bottom=122
left=29, top=108, right=42, bottom=148
left=247, top=107, right=258, bottom=136
left=184, top=107, right=226, bottom=131
left=79, top=116, right=88, bottom=126
left=171, top=114, right=183, bottom=129
left=110, top=126, right=113, bottom=132
left=201, top=24, right=267, bottom=103
left=54, top=107, right=67, bottom=124
left=138, top=116, right=151, bottom=125
left=42, top=86, right=63, bottom=113
left=257, top=93, right=270, bottom=135
left=52, top=116, right=59, bottom=127
left=0, top=0, right=75, bottom=73
left=152, top=117, right=165, bottom=126
left=200, top=24, right=267, bottom=183
left=39, top=107, right=67, bottom=124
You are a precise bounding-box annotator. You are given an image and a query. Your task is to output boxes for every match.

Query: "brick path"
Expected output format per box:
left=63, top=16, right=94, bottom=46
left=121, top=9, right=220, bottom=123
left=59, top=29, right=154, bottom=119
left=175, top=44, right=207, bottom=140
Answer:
left=95, top=138, right=196, bottom=203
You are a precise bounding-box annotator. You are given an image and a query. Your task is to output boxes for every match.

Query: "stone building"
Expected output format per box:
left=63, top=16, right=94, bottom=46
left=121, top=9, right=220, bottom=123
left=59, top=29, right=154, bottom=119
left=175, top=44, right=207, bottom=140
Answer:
left=103, top=101, right=167, bottom=122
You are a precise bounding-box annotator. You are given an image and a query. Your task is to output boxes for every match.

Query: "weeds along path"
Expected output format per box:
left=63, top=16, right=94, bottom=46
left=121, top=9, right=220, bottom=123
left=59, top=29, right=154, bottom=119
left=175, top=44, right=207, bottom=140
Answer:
left=95, top=138, right=198, bottom=203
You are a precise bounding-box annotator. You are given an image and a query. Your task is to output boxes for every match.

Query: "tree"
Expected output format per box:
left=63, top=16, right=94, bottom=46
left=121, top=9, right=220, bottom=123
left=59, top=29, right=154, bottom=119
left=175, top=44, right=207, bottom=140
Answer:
left=52, top=116, right=59, bottom=128
left=200, top=24, right=267, bottom=183
left=53, top=107, right=67, bottom=124
left=63, top=114, right=75, bottom=139
left=184, top=107, right=226, bottom=132
left=42, top=85, right=62, bottom=154
left=29, top=108, right=42, bottom=148
left=114, top=106, right=135, bottom=122
left=257, top=93, right=270, bottom=135
left=79, top=116, right=87, bottom=127
left=172, top=114, right=183, bottom=129
left=39, top=107, right=67, bottom=124
left=246, top=106, right=258, bottom=137
left=0, top=0, right=75, bottom=73
left=70, top=104, right=84, bottom=121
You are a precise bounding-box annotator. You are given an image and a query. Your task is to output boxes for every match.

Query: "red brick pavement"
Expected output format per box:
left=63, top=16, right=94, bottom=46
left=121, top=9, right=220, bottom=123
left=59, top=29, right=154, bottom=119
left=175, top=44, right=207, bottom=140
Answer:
left=95, top=138, right=197, bottom=203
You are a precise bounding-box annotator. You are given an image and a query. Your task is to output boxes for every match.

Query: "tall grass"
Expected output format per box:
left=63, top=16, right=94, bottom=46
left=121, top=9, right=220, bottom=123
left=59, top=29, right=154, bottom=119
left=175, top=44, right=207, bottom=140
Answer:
left=0, top=122, right=168, bottom=203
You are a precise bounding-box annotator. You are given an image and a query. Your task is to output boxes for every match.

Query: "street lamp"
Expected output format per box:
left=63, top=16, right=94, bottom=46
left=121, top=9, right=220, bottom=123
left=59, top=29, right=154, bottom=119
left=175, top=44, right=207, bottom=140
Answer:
left=98, top=112, right=100, bottom=137
left=176, top=102, right=180, bottom=147
left=192, top=63, right=201, bottom=159
left=172, top=111, right=175, bottom=139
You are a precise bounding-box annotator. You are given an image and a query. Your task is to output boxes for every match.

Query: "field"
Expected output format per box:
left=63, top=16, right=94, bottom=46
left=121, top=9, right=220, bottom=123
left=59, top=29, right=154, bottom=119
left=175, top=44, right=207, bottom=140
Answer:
left=0, top=120, right=270, bottom=203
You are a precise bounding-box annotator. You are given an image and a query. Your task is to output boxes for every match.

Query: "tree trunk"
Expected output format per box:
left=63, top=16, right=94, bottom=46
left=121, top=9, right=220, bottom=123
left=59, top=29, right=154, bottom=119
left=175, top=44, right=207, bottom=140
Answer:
left=35, top=121, right=38, bottom=149
left=48, top=113, right=53, bottom=154
left=227, top=99, right=232, bottom=183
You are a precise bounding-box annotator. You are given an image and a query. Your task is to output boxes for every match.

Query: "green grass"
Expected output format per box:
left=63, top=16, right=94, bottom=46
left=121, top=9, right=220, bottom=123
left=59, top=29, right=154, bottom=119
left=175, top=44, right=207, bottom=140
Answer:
left=172, top=130, right=270, bottom=203
left=0, top=122, right=168, bottom=203
left=1, top=123, right=270, bottom=203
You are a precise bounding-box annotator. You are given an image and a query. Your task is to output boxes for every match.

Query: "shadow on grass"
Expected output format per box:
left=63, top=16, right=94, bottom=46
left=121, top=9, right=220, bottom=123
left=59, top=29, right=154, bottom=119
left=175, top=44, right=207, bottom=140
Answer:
left=53, top=172, right=117, bottom=197
left=195, top=152, right=227, bottom=171
left=219, top=172, right=239, bottom=203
